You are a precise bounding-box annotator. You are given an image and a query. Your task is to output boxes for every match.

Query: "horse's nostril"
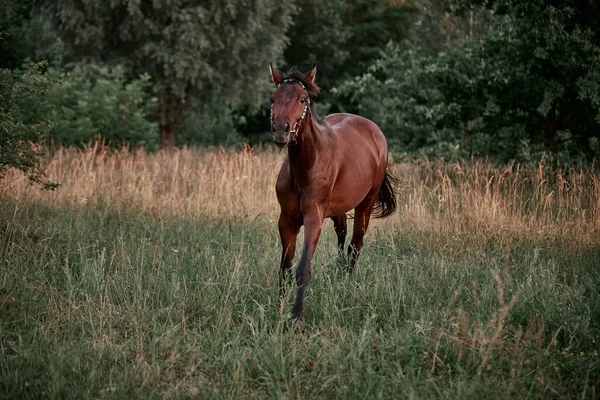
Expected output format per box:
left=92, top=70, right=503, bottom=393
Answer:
left=284, top=122, right=290, bottom=133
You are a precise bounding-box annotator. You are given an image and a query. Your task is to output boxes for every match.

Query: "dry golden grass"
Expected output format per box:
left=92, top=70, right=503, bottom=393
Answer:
left=2, top=142, right=599, bottom=245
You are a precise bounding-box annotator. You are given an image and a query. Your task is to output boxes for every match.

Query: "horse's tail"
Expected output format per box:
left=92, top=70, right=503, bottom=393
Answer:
left=372, top=168, right=399, bottom=219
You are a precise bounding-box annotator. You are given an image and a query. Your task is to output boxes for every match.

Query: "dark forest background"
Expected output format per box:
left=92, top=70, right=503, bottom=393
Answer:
left=3, top=0, right=600, bottom=183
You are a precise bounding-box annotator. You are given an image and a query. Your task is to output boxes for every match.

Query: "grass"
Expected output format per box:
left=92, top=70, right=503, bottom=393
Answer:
left=1, top=145, right=599, bottom=398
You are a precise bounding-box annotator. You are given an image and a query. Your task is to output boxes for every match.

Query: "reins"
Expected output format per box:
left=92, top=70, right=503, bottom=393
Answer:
left=270, top=78, right=311, bottom=142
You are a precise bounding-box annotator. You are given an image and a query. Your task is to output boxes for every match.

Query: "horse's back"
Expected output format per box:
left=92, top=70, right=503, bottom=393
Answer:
left=324, top=113, right=388, bottom=161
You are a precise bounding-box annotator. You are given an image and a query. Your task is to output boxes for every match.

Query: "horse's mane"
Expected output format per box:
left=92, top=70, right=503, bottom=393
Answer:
left=283, top=70, right=320, bottom=98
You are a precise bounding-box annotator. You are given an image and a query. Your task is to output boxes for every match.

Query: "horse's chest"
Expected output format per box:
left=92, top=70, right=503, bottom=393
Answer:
left=277, top=161, right=337, bottom=216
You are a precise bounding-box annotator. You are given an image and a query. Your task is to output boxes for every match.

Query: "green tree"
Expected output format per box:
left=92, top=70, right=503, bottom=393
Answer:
left=0, top=62, right=57, bottom=188
left=41, top=0, right=296, bottom=147
left=341, top=0, right=600, bottom=162
left=285, top=0, right=414, bottom=113
left=462, top=0, right=600, bottom=157
left=237, top=0, right=415, bottom=145
left=0, top=0, right=63, bottom=69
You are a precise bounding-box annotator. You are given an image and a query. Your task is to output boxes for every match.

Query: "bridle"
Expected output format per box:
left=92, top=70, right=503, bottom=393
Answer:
left=270, top=78, right=311, bottom=142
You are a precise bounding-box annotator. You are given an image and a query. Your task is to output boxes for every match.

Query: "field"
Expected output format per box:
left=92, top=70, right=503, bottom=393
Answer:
left=1, top=144, right=599, bottom=399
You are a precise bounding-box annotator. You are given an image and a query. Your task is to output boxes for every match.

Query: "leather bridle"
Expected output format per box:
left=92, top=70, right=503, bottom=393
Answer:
left=270, top=78, right=311, bottom=142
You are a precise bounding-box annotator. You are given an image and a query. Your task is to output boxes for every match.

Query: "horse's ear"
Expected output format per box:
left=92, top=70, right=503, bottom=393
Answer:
left=269, top=62, right=283, bottom=85
left=305, top=63, right=317, bottom=83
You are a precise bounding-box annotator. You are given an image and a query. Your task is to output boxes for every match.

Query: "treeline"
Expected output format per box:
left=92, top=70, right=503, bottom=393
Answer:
left=2, top=0, right=600, bottom=182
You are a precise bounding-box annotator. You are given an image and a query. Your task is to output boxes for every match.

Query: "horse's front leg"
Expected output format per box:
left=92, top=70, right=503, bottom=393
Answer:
left=278, top=213, right=300, bottom=299
left=291, top=210, right=324, bottom=321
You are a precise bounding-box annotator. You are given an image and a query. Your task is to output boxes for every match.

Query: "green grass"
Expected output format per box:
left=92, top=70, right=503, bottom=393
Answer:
left=1, top=200, right=599, bottom=399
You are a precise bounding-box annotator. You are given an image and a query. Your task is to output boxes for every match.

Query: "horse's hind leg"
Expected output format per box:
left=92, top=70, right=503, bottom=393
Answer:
left=348, top=195, right=377, bottom=273
left=331, top=215, right=347, bottom=256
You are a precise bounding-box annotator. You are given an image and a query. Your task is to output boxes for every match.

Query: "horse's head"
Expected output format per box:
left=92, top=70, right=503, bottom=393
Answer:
left=269, top=63, right=319, bottom=148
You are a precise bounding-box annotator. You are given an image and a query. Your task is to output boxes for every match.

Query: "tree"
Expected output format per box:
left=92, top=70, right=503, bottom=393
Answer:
left=42, top=0, right=296, bottom=147
left=472, top=0, right=600, bottom=157
left=0, top=0, right=63, bottom=69
left=235, top=0, right=415, bottom=145
left=340, top=0, right=600, bottom=162
left=284, top=0, right=414, bottom=113
left=0, top=62, right=57, bottom=189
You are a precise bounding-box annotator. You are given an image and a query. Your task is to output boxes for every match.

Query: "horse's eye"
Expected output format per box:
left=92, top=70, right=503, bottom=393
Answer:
left=269, top=98, right=274, bottom=103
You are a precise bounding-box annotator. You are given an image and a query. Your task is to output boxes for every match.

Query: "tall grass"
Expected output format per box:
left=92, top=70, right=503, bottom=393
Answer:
left=2, top=143, right=599, bottom=245
left=1, top=145, right=599, bottom=398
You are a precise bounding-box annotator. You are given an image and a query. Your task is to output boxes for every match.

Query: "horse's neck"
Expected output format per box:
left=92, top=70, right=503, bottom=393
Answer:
left=288, top=115, right=327, bottom=182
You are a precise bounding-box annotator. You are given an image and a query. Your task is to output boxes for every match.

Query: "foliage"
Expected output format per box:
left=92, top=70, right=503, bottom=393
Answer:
left=284, top=0, right=415, bottom=113
left=3, top=0, right=600, bottom=161
left=237, top=0, right=416, bottom=145
left=338, top=1, right=600, bottom=162
left=0, top=0, right=63, bottom=69
left=41, top=0, right=297, bottom=147
left=19, top=65, right=159, bottom=148
left=0, top=62, right=57, bottom=189
left=176, top=98, right=244, bottom=147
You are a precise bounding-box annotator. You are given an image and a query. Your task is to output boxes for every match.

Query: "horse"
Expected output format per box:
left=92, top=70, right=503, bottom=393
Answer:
left=269, top=63, right=398, bottom=323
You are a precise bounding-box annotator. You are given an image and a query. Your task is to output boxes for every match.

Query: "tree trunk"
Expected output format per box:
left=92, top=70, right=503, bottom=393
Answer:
left=543, top=105, right=557, bottom=152
left=159, top=121, right=176, bottom=148
left=157, top=91, right=183, bottom=149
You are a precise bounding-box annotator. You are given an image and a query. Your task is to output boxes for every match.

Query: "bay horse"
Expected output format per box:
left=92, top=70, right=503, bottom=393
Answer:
left=269, top=63, right=398, bottom=322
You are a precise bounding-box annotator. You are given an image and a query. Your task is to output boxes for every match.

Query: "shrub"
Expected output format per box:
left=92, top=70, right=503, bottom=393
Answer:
left=176, top=98, right=244, bottom=147
left=20, top=64, right=158, bottom=148
left=0, top=62, right=57, bottom=188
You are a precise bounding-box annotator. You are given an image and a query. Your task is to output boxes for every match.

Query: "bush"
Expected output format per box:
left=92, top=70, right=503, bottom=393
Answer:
left=337, top=2, right=600, bottom=164
left=176, top=98, right=244, bottom=147
left=0, top=62, right=57, bottom=188
left=20, top=64, right=158, bottom=148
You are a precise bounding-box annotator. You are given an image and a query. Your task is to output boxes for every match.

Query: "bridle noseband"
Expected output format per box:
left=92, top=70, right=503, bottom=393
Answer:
left=270, top=78, right=311, bottom=142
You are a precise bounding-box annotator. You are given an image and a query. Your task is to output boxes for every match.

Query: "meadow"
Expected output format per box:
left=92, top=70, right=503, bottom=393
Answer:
left=1, top=144, right=599, bottom=399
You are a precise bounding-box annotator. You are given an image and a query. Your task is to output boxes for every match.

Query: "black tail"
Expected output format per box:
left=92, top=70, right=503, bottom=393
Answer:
left=372, top=168, right=399, bottom=219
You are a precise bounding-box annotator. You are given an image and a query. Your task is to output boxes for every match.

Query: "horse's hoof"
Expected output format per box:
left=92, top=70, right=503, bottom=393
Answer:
left=288, top=318, right=306, bottom=332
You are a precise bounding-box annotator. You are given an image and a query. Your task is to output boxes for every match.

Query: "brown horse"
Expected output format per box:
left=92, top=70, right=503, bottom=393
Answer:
left=269, top=63, right=398, bottom=322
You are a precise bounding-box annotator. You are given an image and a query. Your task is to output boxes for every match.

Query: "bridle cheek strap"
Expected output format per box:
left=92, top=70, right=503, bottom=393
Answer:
left=289, top=100, right=309, bottom=142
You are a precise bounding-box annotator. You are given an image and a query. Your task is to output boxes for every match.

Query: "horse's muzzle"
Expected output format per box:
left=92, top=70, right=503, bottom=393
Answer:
left=273, top=139, right=288, bottom=148
left=272, top=123, right=291, bottom=148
